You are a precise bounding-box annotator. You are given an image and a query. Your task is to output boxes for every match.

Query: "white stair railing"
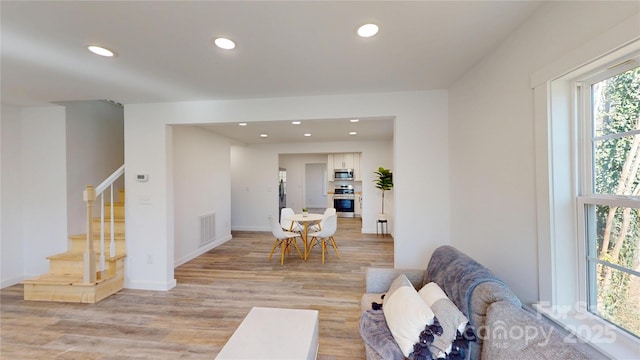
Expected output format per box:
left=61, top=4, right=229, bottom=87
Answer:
left=83, top=164, right=125, bottom=283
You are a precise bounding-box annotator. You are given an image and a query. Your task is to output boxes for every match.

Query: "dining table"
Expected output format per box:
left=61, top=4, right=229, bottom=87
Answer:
left=287, top=213, right=324, bottom=259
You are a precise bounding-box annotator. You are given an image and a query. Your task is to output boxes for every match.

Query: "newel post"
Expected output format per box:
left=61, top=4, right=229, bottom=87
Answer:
left=83, top=185, right=97, bottom=283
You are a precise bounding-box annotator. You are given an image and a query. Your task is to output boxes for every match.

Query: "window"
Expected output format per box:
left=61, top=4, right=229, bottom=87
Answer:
left=579, top=64, right=640, bottom=338
left=532, top=36, right=640, bottom=358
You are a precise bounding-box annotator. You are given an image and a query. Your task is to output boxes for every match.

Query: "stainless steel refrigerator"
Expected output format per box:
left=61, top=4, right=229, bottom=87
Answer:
left=278, top=168, right=286, bottom=220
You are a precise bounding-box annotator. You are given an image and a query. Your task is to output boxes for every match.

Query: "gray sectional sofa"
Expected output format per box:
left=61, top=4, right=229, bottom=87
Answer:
left=359, top=245, right=607, bottom=360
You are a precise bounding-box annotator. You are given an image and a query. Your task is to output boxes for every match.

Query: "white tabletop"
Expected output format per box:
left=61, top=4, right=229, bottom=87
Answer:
left=215, top=306, right=319, bottom=360
left=288, top=213, right=323, bottom=222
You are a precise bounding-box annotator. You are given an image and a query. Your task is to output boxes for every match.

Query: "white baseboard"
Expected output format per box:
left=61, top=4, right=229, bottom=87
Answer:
left=231, top=226, right=269, bottom=232
left=125, top=278, right=177, bottom=291
left=173, top=234, right=232, bottom=267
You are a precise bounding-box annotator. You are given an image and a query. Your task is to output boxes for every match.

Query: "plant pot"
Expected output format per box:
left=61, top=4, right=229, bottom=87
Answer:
left=378, top=213, right=387, bottom=221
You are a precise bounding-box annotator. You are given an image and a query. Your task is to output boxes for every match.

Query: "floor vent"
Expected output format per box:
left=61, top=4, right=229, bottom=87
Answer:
left=199, top=212, right=215, bottom=246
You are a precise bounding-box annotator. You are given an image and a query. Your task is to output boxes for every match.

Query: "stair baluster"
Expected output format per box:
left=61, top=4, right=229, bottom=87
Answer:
left=99, top=190, right=105, bottom=276
left=110, top=184, right=115, bottom=258
left=83, top=185, right=97, bottom=283
left=93, top=164, right=125, bottom=279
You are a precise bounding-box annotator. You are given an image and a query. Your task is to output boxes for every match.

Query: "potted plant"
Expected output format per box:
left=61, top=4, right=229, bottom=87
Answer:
left=374, top=167, right=393, bottom=220
left=302, top=207, right=309, bottom=216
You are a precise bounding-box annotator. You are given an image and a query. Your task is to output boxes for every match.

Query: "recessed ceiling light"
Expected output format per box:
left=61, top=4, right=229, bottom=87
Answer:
left=304, top=133, right=312, bottom=137
left=292, top=121, right=301, bottom=125
left=238, top=122, right=247, bottom=126
left=349, top=131, right=357, bottom=136
left=260, top=133, right=268, bottom=138
left=214, top=37, right=236, bottom=50
left=350, top=119, right=360, bottom=123
left=87, top=45, right=116, bottom=57
left=357, top=24, right=379, bottom=38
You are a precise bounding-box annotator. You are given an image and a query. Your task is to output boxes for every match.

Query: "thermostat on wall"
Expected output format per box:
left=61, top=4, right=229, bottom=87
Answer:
left=136, top=174, right=148, bottom=182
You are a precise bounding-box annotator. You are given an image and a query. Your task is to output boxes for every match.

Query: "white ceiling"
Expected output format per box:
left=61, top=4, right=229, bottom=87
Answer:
left=195, top=116, right=395, bottom=144
left=1, top=1, right=542, bottom=143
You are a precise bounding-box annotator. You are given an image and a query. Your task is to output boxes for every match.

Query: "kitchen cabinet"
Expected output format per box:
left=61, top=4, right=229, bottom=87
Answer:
left=355, top=194, right=362, bottom=216
left=328, top=152, right=361, bottom=181
left=327, top=154, right=335, bottom=181
left=353, top=155, right=361, bottom=181
left=333, top=153, right=355, bottom=169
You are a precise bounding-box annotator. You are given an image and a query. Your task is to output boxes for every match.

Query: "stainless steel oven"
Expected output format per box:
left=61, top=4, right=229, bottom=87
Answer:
left=334, top=185, right=355, bottom=217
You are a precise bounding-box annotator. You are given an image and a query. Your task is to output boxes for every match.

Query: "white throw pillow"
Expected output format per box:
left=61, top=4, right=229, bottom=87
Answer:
left=419, top=282, right=473, bottom=358
left=383, top=274, right=436, bottom=357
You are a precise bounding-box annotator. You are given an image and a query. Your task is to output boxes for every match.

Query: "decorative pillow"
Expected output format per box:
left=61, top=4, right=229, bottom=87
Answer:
left=419, top=282, right=476, bottom=359
left=383, top=274, right=437, bottom=357
left=383, top=272, right=413, bottom=304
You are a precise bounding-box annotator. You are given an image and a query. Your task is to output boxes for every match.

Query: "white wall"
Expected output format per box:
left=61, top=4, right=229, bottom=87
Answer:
left=125, top=91, right=449, bottom=290
left=1, top=105, right=24, bottom=287
left=230, top=143, right=278, bottom=231
left=123, top=115, right=176, bottom=290
left=448, top=1, right=639, bottom=305
left=20, top=106, right=69, bottom=278
left=172, top=126, right=232, bottom=266
left=359, top=141, right=394, bottom=233
left=61, top=100, right=124, bottom=235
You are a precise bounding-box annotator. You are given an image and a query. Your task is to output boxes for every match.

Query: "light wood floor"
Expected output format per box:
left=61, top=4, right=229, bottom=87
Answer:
left=1, top=217, right=394, bottom=359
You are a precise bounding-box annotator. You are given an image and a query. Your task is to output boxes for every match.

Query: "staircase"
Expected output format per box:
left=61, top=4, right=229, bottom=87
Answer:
left=23, top=167, right=126, bottom=303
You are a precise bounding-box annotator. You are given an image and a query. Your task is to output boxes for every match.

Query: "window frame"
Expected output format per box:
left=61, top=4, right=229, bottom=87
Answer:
left=576, top=62, right=640, bottom=325
left=532, top=37, right=640, bottom=358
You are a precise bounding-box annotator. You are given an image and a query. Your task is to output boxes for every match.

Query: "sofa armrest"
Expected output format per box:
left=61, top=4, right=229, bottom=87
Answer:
left=481, top=301, right=607, bottom=359
left=365, top=267, right=425, bottom=293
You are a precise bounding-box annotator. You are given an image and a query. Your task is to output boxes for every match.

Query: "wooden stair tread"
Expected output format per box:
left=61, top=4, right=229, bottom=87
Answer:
left=22, top=273, right=108, bottom=286
left=70, top=232, right=126, bottom=238
left=69, top=233, right=125, bottom=240
left=47, top=251, right=126, bottom=261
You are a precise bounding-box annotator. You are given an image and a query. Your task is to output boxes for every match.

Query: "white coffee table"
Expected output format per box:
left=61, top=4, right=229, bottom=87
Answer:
left=215, top=307, right=319, bottom=360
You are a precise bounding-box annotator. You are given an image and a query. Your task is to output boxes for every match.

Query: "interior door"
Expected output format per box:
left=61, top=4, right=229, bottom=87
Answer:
left=305, top=163, right=327, bottom=209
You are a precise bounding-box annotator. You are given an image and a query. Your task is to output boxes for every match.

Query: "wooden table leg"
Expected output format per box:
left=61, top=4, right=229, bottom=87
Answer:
left=303, top=222, right=308, bottom=258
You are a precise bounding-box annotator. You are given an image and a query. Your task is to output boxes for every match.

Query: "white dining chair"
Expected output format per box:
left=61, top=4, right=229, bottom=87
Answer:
left=306, top=214, right=339, bottom=264
left=268, top=216, right=303, bottom=265
left=308, top=207, right=336, bottom=233
left=280, top=207, right=304, bottom=233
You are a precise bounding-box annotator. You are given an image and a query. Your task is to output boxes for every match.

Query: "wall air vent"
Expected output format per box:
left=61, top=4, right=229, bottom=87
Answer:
left=199, top=212, right=215, bottom=246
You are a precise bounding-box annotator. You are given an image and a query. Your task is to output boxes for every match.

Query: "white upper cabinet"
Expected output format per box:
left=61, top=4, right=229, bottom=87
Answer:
left=328, top=152, right=361, bottom=181
left=327, top=154, right=335, bottom=181
left=353, top=154, right=361, bottom=181
left=334, top=153, right=355, bottom=169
